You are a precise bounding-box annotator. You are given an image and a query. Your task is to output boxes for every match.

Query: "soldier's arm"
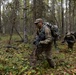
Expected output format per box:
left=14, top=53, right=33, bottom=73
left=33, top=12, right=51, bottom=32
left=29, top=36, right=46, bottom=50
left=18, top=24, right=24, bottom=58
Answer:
left=72, top=35, right=76, bottom=42
left=39, top=27, right=52, bottom=44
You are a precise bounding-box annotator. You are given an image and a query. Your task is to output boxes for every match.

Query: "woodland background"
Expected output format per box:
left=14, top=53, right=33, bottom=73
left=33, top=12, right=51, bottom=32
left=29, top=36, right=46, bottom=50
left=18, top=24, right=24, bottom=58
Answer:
left=0, top=0, right=76, bottom=75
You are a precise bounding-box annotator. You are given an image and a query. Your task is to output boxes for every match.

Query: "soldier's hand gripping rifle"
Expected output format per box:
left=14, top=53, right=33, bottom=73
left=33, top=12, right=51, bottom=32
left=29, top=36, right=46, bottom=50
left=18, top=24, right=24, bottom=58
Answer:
left=33, top=31, right=45, bottom=47
left=30, top=34, right=45, bottom=65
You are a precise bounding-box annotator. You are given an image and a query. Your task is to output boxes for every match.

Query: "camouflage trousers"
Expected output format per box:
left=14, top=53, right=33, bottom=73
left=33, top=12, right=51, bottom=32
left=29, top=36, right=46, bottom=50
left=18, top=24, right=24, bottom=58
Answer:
left=31, top=43, right=55, bottom=68
left=67, top=42, right=74, bottom=50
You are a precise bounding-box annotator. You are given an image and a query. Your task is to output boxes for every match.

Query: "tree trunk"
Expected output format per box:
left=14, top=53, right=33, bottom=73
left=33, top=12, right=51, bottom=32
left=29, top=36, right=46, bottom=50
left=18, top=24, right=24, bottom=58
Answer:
left=61, top=0, right=64, bottom=36
left=0, top=0, right=2, bottom=33
left=51, top=0, right=55, bottom=24
left=65, top=0, right=68, bottom=33
left=33, top=0, right=37, bottom=21
left=69, top=0, right=71, bottom=32
left=73, top=1, right=76, bottom=31
left=23, top=0, right=28, bottom=43
left=72, top=1, right=75, bottom=32
left=33, top=0, right=44, bottom=19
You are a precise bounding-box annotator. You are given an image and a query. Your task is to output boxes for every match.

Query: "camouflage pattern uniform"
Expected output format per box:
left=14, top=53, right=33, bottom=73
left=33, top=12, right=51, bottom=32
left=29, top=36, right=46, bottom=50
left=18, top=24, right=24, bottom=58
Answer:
left=63, top=32, right=75, bottom=50
left=34, top=24, right=55, bottom=68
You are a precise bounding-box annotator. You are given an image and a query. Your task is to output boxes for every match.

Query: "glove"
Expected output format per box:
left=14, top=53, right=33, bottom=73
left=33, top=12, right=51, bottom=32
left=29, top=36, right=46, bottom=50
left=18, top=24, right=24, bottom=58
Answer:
left=39, top=41, right=44, bottom=44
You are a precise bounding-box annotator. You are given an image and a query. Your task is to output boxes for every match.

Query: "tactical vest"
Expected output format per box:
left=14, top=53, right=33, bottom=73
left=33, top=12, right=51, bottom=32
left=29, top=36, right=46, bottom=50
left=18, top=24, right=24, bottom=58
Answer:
left=37, top=25, right=45, bottom=41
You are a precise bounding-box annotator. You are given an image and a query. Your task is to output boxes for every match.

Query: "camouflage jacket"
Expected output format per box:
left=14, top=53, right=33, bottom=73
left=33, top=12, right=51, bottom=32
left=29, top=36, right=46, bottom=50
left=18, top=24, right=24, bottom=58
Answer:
left=37, top=25, right=52, bottom=44
left=64, top=34, right=75, bottom=43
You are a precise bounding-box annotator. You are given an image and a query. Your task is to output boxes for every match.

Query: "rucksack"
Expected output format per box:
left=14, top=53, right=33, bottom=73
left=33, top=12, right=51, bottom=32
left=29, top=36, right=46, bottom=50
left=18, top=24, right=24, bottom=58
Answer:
left=44, top=22, right=59, bottom=37
left=51, top=25, right=59, bottom=37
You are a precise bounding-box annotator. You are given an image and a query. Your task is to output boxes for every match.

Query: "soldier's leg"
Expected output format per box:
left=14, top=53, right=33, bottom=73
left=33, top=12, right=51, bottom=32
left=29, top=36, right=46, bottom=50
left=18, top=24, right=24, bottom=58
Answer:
left=45, top=45, right=56, bottom=68
left=35, top=46, right=43, bottom=60
left=54, top=38, right=58, bottom=48
left=54, top=39, right=56, bottom=48
left=70, top=43, right=74, bottom=50
left=68, top=43, right=70, bottom=49
left=30, top=46, right=43, bottom=67
left=67, top=43, right=73, bottom=52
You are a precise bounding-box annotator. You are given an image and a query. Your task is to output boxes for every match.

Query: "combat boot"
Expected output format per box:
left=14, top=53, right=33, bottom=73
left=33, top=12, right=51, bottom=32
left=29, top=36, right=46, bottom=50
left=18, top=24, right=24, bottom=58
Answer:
left=47, top=59, right=56, bottom=68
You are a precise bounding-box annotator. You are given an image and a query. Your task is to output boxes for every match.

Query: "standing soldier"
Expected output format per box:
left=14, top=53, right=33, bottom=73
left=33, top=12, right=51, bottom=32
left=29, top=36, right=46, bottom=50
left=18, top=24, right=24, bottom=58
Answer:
left=32, top=18, right=56, bottom=68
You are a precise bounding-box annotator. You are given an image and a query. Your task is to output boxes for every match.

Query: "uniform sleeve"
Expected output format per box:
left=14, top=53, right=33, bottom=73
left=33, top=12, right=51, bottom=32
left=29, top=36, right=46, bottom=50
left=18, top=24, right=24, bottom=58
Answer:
left=39, top=27, right=52, bottom=44
left=72, top=35, right=76, bottom=42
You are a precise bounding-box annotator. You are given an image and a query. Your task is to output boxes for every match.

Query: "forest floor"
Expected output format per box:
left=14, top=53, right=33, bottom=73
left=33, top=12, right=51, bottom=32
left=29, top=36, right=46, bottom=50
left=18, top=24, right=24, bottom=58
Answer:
left=0, top=34, right=76, bottom=75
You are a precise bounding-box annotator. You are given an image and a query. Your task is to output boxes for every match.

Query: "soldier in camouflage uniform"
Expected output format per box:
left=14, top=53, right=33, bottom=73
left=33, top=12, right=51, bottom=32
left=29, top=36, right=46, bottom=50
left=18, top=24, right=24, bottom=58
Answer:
left=62, top=32, right=75, bottom=50
left=33, top=18, right=55, bottom=68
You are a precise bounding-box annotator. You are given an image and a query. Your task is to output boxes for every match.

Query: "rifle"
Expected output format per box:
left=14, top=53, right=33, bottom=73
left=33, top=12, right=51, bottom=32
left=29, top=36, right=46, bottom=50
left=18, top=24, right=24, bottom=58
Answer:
left=33, top=30, right=45, bottom=46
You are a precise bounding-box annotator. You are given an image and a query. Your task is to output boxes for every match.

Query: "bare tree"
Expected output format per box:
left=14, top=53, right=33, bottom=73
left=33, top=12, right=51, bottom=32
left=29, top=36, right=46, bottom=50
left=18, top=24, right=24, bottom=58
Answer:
left=61, top=0, right=64, bottom=36
left=65, top=0, right=68, bottom=33
left=33, top=0, right=45, bottom=19
left=69, top=0, right=71, bottom=31
left=0, top=0, right=2, bottom=33
left=23, top=0, right=28, bottom=43
left=8, top=0, right=23, bottom=44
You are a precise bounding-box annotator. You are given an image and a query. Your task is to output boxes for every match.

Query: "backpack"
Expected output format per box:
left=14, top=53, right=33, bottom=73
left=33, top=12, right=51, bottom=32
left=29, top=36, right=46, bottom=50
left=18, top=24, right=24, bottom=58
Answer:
left=44, top=22, right=59, bottom=37
left=51, top=25, right=59, bottom=37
